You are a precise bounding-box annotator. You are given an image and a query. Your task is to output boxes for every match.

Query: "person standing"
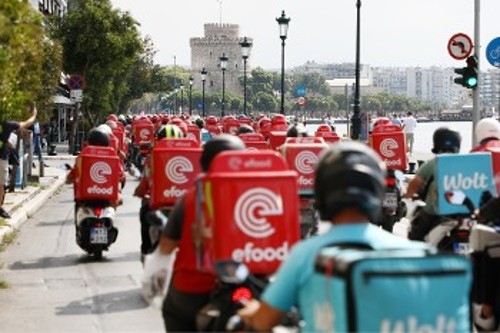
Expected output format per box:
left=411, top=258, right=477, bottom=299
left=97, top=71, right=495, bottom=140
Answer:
left=0, top=103, right=38, bottom=218
left=402, top=111, right=417, bottom=154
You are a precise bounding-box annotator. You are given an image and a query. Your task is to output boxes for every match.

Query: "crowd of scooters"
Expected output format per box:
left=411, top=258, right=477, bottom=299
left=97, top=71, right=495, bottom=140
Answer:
left=65, top=112, right=500, bottom=332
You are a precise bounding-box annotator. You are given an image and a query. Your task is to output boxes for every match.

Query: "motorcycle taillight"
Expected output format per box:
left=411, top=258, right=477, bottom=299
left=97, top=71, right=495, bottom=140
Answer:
left=94, top=207, right=103, bottom=218
left=231, top=287, right=252, bottom=304
left=386, top=177, right=396, bottom=187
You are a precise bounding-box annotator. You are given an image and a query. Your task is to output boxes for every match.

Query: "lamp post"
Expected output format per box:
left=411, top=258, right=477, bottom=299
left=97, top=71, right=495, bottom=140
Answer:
left=189, top=76, right=193, bottom=115
left=201, top=68, right=207, bottom=118
left=220, top=53, right=228, bottom=118
left=351, top=0, right=362, bottom=140
left=276, top=10, right=290, bottom=115
left=180, top=83, right=184, bottom=114
left=240, top=37, right=252, bottom=116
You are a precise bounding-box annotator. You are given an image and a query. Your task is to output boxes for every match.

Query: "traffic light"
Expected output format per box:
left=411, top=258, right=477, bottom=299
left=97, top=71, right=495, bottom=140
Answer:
left=454, top=56, right=478, bottom=89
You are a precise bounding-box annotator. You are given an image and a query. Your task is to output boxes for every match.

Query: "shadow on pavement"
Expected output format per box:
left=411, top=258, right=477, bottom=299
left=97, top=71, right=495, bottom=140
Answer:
left=9, top=251, right=140, bottom=270
left=54, top=288, right=149, bottom=315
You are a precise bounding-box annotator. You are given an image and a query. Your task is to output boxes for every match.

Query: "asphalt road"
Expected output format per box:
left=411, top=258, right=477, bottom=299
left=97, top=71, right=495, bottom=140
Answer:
left=0, top=176, right=165, bottom=333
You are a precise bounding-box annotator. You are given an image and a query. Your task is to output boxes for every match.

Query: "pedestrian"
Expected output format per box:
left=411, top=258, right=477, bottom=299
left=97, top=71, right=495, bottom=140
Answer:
left=0, top=103, right=38, bottom=218
left=391, top=113, right=403, bottom=128
left=402, top=111, right=417, bottom=154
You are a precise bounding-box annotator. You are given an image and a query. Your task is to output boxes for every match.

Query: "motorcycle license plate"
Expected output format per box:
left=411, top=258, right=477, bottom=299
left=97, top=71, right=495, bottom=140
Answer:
left=90, top=227, right=108, bottom=244
left=383, top=192, right=398, bottom=208
left=453, top=242, right=470, bottom=256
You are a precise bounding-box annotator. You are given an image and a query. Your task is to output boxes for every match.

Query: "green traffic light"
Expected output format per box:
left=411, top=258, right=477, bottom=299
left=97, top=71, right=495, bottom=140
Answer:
left=466, top=76, right=478, bottom=88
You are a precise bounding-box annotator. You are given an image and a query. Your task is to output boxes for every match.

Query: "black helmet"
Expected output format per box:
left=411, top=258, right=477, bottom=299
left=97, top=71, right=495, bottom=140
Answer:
left=156, top=124, right=183, bottom=140
left=200, top=135, right=246, bottom=172
left=286, top=124, right=308, bottom=137
left=87, top=127, right=110, bottom=147
left=237, top=124, right=254, bottom=135
left=195, top=118, right=205, bottom=129
left=432, top=127, right=461, bottom=154
left=314, top=141, right=386, bottom=222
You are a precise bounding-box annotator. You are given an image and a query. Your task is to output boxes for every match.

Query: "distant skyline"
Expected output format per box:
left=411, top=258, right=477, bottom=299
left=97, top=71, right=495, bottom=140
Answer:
left=111, top=0, right=500, bottom=71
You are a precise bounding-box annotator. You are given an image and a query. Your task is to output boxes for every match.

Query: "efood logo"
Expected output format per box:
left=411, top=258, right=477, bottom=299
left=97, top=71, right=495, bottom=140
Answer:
left=295, top=151, right=317, bottom=174
left=140, top=128, right=151, bottom=140
left=234, top=188, right=283, bottom=238
left=90, top=162, right=112, bottom=184
left=165, top=156, right=193, bottom=184
left=380, top=138, right=399, bottom=158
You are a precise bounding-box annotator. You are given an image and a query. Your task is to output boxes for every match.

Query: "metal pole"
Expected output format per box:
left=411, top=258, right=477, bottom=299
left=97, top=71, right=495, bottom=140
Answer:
left=280, top=39, right=286, bottom=114
left=173, top=56, right=177, bottom=114
left=189, top=84, right=193, bottom=116
left=202, top=80, right=206, bottom=118
left=351, top=0, right=362, bottom=140
left=243, top=57, right=248, bottom=115
left=180, top=88, right=184, bottom=114
left=345, top=84, right=350, bottom=137
left=221, top=69, right=226, bottom=118
left=472, top=0, right=480, bottom=146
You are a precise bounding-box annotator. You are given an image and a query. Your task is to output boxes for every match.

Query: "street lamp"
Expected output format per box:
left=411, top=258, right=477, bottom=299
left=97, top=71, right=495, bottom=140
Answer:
left=240, top=37, right=252, bottom=116
left=189, top=76, right=193, bottom=115
left=180, top=83, right=184, bottom=114
left=201, top=68, right=207, bottom=118
left=276, top=10, right=290, bottom=115
left=351, top=0, right=362, bottom=140
left=220, top=53, right=228, bottom=118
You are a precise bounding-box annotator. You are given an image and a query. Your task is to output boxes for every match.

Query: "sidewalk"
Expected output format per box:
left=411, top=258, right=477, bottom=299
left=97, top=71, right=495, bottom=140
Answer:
left=0, top=143, right=75, bottom=245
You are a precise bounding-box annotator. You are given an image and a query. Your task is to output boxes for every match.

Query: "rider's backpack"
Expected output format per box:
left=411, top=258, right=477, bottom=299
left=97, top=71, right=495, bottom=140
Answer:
left=308, top=246, right=472, bottom=332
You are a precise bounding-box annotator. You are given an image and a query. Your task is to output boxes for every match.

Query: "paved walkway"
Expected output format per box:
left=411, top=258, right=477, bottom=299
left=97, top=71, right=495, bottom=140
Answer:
left=0, top=143, right=74, bottom=244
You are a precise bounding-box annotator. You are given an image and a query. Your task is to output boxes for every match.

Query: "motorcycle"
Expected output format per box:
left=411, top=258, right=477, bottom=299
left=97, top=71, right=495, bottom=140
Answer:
left=75, top=201, right=118, bottom=260
left=374, top=169, right=407, bottom=232
left=299, top=197, right=319, bottom=239
left=196, top=260, right=268, bottom=332
left=140, top=206, right=169, bottom=263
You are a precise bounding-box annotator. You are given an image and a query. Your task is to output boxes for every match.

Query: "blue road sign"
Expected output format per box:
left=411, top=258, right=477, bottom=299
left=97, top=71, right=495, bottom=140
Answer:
left=198, top=103, right=203, bottom=109
left=295, top=86, right=306, bottom=97
left=486, top=37, right=500, bottom=68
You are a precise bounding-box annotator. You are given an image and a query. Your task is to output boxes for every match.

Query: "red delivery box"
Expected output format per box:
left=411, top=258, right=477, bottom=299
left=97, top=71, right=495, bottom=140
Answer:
left=239, top=133, right=269, bottom=151
left=75, top=146, right=121, bottom=202
left=370, top=124, right=407, bottom=171
left=186, top=125, right=201, bottom=144
left=281, top=138, right=328, bottom=196
left=200, top=150, right=300, bottom=275
left=133, top=122, right=154, bottom=146
left=268, top=131, right=287, bottom=151
left=112, top=126, right=126, bottom=153
left=149, top=138, right=202, bottom=209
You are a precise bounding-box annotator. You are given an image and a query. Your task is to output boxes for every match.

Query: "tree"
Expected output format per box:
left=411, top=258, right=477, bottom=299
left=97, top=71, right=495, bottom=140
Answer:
left=0, top=0, right=62, bottom=122
left=55, top=0, right=144, bottom=121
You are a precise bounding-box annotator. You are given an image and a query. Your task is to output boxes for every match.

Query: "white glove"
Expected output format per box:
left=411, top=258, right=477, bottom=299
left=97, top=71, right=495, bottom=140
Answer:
left=472, top=303, right=496, bottom=331
left=141, top=247, right=175, bottom=307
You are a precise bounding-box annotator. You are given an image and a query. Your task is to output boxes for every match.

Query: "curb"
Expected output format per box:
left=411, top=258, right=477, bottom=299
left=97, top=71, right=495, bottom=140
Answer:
left=0, top=174, right=66, bottom=245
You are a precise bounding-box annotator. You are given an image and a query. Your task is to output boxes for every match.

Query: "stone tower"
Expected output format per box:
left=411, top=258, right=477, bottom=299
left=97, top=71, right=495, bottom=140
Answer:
left=190, top=23, right=253, bottom=96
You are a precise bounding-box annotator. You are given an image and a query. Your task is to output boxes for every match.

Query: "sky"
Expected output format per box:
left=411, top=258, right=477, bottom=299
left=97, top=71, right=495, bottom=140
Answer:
left=110, top=0, right=500, bottom=71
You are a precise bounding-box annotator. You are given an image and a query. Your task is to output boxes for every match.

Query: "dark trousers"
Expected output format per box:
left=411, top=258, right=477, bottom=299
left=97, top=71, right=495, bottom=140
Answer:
left=408, top=208, right=439, bottom=241
left=139, top=200, right=153, bottom=255
left=162, top=283, right=210, bottom=332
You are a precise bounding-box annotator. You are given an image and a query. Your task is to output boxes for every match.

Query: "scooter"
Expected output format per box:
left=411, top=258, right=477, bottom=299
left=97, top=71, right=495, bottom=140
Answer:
left=196, top=260, right=267, bottom=332
left=75, top=201, right=118, bottom=260
left=374, top=169, right=407, bottom=232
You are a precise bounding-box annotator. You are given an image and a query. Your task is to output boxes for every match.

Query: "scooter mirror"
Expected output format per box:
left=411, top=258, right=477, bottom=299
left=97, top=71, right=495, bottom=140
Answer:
left=445, top=191, right=466, bottom=205
left=214, top=260, right=250, bottom=284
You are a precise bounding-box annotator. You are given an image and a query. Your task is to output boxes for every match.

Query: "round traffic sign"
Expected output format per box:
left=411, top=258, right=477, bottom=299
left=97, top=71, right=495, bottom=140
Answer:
left=297, top=97, right=306, bottom=107
left=447, top=33, right=473, bottom=60
left=68, top=75, right=86, bottom=90
left=486, top=37, right=500, bottom=68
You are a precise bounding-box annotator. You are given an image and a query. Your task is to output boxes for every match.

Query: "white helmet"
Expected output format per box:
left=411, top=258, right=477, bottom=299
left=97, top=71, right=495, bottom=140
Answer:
left=476, top=118, right=500, bottom=144
left=97, top=124, right=113, bottom=135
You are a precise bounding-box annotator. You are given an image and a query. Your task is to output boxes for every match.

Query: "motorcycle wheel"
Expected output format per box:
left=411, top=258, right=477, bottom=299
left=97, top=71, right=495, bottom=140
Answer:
left=93, top=249, right=103, bottom=260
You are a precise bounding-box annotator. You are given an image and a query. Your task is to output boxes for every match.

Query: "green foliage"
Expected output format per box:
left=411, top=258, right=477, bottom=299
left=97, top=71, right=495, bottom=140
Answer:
left=0, top=0, right=61, bottom=122
left=56, top=0, right=144, bottom=121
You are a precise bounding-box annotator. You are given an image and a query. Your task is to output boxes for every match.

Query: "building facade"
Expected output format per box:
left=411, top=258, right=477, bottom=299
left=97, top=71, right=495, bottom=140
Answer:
left=190, top=23, right=253, bottom=96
